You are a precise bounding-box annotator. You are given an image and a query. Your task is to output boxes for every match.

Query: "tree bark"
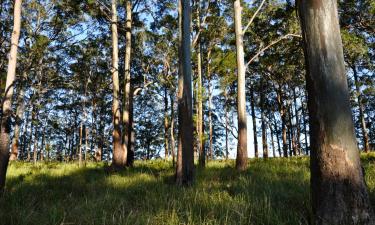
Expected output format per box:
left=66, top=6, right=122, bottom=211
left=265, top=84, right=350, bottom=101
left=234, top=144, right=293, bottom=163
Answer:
left=110, top=0, right=126, bottom=170
left=260, top=79, right=268, bottom=159
left=175, top=0, right=194, bottom=185
left=234, top=0, right=248, bottom=171
left=298, top=1, right=375, bottom=223
left=0, top=0, right=22, bottom=193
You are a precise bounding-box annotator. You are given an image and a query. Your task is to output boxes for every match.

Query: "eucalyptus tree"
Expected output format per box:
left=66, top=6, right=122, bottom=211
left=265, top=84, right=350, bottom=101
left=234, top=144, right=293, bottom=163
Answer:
left=175, top=0, right=194, bottom=185
left=0, top=0, right=22, bottom=193
left=298, top=0, right=375, bottom=223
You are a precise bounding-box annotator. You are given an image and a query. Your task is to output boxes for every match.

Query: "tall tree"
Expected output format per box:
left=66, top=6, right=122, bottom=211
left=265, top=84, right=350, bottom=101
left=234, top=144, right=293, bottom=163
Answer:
left=298, top=0, right=375, bottom=224
left=0, top=0, right=22, bottom=193
left=175, top=0, right=194, bottom=185
left=110, top=0, right=126, bottom=170
left=122, top=0, right=132, bottom=166
left=234, top=0, right=247, bottom=171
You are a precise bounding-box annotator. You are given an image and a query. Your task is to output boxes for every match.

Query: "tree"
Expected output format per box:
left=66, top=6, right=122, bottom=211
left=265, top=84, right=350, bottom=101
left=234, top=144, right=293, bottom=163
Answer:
left=0, top=0, right=22, bottom=193
left=298, top=0, right=375, bottom=223
left=175, top=0, right=194, bottom=185
left=233, top=0, right=247, bottom=171
left=110, top=0, right=126, bottom=170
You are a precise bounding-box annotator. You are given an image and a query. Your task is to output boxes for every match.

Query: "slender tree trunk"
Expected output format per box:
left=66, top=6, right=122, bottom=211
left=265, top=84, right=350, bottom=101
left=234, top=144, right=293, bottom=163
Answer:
left=288, top=106, right=296, bottom=156
left=273, top=116, right=282, bottom=157
left=0, top=0, right=22, bottom=193
left=122, top=0, right=132, bottom=165
left=196, top=0, right=205, bottom=167
left=301, top=93, right=309, bottom=155
left=352, top=65, right=370, bottom=153
left=278, top=90, right=288, bottom=157
left=110, top=0, right=126, bottom=170
left=298, top=1, right=375, bottom=223
left=269, top=122, right=276, bottom=157
left=250, top=85, right=258, bottom=158
left=224, top=89, right=229, bottom=160
left=126, top=86, right=135, bottom=167
left=260, top=78, right=268, bottom=159
left=40, top=131, right=44, bottom=161
left=79, top=123, right=83, bottom=166
left=170, top=93, right=176, bottom=167
left=10, top=79, right=25, bottom=161
left=21, top=111, right=30, bottom=160
left=164, top=87, right=169, bottom=160
left=206, top=48, right=213, bottom=160
left=27, top=111, right=33, bottom=162
left=234, top=0, right=248, bottom=171
left=293, top=88, right=301, bottom=155
left=85, top=126, right=88, bottom=162
left=33, top=115, right=38, bottom=164
left=176, top=0, right=194, bottom=185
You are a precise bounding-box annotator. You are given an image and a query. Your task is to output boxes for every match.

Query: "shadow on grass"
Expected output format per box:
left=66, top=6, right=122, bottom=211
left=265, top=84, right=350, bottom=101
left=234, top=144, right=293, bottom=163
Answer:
left=0, top=158, right=363, bottom=225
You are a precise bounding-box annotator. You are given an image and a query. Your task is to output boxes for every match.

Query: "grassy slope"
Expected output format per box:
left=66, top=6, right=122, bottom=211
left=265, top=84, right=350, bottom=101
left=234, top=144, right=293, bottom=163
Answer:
left=0, top=154, right=374, bottom=225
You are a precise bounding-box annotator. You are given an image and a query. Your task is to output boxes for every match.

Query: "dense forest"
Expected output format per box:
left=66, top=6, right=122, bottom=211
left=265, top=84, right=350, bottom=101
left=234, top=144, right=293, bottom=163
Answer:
left=0, top=0, right=374, bottom=224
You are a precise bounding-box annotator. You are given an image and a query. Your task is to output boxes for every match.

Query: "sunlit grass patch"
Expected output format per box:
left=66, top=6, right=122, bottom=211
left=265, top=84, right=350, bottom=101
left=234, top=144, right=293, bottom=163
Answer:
left=0, top=156, right=373, bottom=225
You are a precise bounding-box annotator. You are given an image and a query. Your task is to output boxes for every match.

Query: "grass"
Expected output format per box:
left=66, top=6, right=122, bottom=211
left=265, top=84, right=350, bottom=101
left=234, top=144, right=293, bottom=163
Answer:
left=0, top=154, right=374, bottom=225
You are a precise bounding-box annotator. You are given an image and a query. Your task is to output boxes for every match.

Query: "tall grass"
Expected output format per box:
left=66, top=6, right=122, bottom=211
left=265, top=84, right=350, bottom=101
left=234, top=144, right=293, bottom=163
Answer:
left=0, top=154, right=374, bottom=225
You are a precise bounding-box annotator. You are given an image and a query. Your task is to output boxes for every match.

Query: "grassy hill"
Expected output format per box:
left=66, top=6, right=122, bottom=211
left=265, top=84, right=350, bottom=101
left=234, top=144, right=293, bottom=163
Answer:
left=1, top=154, right=374, bottom=225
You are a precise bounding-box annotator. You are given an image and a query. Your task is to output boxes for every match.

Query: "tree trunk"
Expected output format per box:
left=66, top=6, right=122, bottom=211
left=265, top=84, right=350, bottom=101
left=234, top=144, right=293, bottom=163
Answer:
left=40, top=131, right=44, bottom=161
left=170, top=93, right=176, bottom=167
left=110, top=0, right=126, bottom=170
left=277, top=90, right=288, bottom=157
left=79, top=123, right=83, bottom=166
left=175, top=0, right=194, bottom=185
left=126, top=86, right=135, bottom=167
left=224, top=89, right=229, bottom=160
left=250, top=85, right=258, bottom=158
left=260, top=79, right=268, bottom=159
left=293, top=88, right=301, bottom=155
left=10, top=78, right=25, bottom=161
left=269, top=122, right=276, bottom=157
left=234, top=0, right=248, bottom=171
left=0, top=0, right=22, bottom=193
left=298, top=1, right=375, bottom=223
left=352, top=65, right=370, bottom=153
left=122, top=0, right=132, bottom=166
left=164, top=87, right=169, bottom=160
left=207, top=49, right=213, bottom=160
left=196, top=0, right=205, bottom=167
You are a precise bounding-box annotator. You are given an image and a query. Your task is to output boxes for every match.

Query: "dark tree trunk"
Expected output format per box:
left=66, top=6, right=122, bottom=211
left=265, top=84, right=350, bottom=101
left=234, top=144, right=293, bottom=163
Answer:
left=260, top=79, right=268, bottom=159
left=126, top=86, right=135, bottom=167
left=298, top=1, right=375, bottom=224
left=250, top=85, right=258, bottom=158
left=175, top=0, right=194, bottom=185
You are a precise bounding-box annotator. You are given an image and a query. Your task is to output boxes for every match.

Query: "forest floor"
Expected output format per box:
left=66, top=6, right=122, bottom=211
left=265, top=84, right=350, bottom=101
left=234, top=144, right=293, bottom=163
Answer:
left=1, top=154, right=375, bottom=225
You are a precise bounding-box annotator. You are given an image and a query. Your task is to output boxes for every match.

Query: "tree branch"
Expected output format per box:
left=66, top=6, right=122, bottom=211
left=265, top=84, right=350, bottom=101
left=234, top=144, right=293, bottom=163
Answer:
left=245, top=34, right=302, bottom=70
left=242, top=0, right=266, bottom=34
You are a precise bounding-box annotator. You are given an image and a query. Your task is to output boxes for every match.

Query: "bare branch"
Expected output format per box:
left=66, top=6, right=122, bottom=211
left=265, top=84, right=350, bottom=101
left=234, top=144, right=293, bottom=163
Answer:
left=243, top=0, right=266, bottom=34
left=245, top=34, right=302, bottom=70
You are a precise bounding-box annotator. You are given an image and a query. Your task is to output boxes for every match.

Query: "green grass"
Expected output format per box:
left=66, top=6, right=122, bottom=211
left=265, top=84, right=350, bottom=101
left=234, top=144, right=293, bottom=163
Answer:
left=0, top=154, right=375, bottom=225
